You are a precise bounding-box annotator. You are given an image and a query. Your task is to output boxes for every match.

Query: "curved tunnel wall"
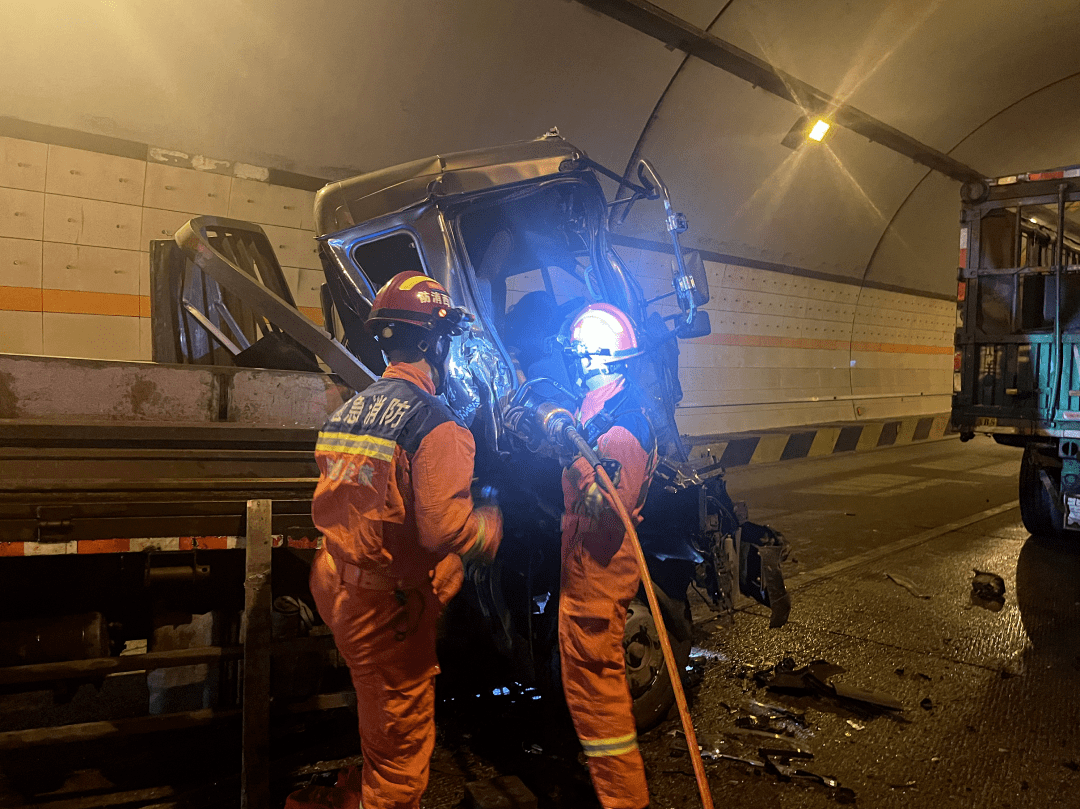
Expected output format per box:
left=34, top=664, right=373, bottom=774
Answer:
left=1, top=1, right=1077, bottom=439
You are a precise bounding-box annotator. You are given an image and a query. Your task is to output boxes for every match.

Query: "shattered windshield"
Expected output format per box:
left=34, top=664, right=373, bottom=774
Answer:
left=455, top=180, right=605, bottom=386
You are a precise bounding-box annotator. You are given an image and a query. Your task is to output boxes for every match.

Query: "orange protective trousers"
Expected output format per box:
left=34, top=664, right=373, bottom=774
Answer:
left=309, top=549, right=464, bottom=809
left=559, top=380, right=655, bottom=809
left=303, top=362, right=498, bottom=809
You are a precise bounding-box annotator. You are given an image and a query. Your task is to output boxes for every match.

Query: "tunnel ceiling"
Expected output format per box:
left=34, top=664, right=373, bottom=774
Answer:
left=3, top=0, right=1078, bottom=298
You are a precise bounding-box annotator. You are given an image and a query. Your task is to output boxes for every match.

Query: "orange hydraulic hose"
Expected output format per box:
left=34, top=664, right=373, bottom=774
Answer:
left=593, top=463, right=715, bottom=809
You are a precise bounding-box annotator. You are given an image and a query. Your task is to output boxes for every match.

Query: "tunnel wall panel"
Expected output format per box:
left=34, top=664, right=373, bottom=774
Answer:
left=0, top=133, right=323, bottom=361
left=615, top=243, right=952, bottom=436
left=1, top=125, right=956, bottom=439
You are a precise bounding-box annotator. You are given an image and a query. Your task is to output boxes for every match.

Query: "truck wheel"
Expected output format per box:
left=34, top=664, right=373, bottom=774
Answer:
left=624, top=590, right=692, bottom=731
left=1019, top=448, right=1069, bottom=539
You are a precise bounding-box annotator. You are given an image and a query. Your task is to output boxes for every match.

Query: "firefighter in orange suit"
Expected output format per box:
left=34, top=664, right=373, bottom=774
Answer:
left=301, top=271, right=502, bottom=809
left=559, top=303, right=658, bottom=809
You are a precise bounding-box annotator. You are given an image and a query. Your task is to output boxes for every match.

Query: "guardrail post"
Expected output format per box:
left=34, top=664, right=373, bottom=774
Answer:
left=242, top=499, right=272, bottom=809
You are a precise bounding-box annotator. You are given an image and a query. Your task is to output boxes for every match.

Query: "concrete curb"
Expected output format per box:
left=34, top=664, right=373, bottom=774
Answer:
left=685, top=412, right=953, bottom=472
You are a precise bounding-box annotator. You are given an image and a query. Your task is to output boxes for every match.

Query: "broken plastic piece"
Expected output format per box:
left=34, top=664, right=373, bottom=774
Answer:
left=886, top=572, right=930, bottom=599
left=764, top=754, right=838, bottom=787
left=728, top=728, right=813, bottom=757
left=758, top=657, right=903, bottom=711
left=748, top=699, right=807, bottom=724
left=829, top=681, right=904, bottom=711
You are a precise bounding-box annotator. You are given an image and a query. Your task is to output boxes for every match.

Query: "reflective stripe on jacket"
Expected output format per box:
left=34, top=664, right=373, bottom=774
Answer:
left=312, top=362, right=499, bottom=586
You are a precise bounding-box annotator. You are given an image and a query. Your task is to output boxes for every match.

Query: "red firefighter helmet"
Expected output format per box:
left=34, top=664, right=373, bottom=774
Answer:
left=565, top=303, right=642, bottom=389
left=366, top=271, right=468, bottom=338
left=365, top=271, right=470, bottom=393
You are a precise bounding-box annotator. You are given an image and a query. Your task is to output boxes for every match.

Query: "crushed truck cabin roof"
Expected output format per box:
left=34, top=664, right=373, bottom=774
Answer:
left=313, top=133, right=585, bottom=237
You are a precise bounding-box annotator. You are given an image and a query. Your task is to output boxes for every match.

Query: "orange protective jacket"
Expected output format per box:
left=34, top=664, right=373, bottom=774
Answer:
left=306, top=362, right=501, bottom=809
left=559, top=378, right=658, bottom=809
left=313, top=362, right=500, bottom=586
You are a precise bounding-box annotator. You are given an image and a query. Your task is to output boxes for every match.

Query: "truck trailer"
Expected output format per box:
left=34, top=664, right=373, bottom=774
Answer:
left=952, top=164, right=1080, bottom=538
left=0, top=132, right=788, bottom=800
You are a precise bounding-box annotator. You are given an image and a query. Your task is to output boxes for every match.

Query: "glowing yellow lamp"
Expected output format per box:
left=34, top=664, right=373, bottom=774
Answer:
left=808, top=119, right=831, bottom=142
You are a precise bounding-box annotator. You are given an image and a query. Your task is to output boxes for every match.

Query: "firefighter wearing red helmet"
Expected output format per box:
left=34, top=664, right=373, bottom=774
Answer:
left=560, top=303, right=658, bottom=809
left=297, top=271, right=502, bottom=809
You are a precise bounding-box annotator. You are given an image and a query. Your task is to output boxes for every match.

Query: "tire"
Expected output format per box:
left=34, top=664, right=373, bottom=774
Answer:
left=1019, top=447, right=1070, bottom=539
left=624, top=590, right=692, bottom=731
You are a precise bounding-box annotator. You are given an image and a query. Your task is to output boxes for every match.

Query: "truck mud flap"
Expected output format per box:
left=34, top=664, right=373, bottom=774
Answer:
left=737, top=522, right=791, bottom=628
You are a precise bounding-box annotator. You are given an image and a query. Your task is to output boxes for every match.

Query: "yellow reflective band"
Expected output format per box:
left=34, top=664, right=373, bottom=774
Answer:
left=579, top=733, right=639, bottom=758
left=463, top=515, right=488, bottom=561
left=316, top=432, right=396, bottom=461
left=398, top=274, right=431, bottom=291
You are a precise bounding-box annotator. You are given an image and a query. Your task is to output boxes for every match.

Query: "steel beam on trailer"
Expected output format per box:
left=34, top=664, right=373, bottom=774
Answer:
left=242, top=499, right=273, bottom=809
left=0, top=708, right=239, bottom=750
left=0, top=636, right=336, bottom=686
left=575, top=0, right=983, bottom=184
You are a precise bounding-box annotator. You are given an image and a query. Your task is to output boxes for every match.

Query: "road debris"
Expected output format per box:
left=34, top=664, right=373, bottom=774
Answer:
left=971, top=570, right=1006, bottom=611
left=886, top=572, right=931, bottom=599
left=669, top=729, right=853, bottom=803
left=756, top=657, right=904, bottom=712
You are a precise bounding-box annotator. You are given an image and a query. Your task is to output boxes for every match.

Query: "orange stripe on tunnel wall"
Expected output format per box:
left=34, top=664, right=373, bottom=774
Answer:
left=42, top=289, right=142, bottom=317
left=1, top=286, right=152, bottom=317
left=0, top=286, right=44, bottom=312
left=687, top=331, right=952, bottom=355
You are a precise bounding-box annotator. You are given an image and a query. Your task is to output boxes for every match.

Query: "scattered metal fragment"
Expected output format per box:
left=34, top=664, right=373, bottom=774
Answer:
left=846, top=720, right=865, bottom=730
left=727, top=728, right=813, bottom=758
left=756, top=657, right=904, bottom=712
left=671, top=730, right=853, bottom=802
left=830, top=681, right=904, bottom=711
left=755, top=657, right=843, bottom=691
left=738, top=701, right=807, bottom=736
left=765, top=755, right=836, bottom=787
left=886, top=572, right=931, bottom=599
left=735, top=715, right=783, bottom=733
left=971, top=570, right=1006, bottom=611
left=668, top=732, right=763, bottom=767
left=765, top=755, right=856, bottom=802
left=748, top=699, right=807, bottom=725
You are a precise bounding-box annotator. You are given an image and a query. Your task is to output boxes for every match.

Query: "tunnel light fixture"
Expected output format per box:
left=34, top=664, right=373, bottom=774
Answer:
left=808, top=119, right=831, bottom=141
left=781, top=115, right=834, bottom=149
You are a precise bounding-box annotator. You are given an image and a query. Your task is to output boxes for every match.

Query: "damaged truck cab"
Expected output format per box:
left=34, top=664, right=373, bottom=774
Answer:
left=311, top=132, right=787, bottom=724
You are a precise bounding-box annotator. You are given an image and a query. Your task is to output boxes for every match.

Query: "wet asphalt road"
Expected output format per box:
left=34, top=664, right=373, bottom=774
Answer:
left=415, top=434, right=1080, bottom=809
